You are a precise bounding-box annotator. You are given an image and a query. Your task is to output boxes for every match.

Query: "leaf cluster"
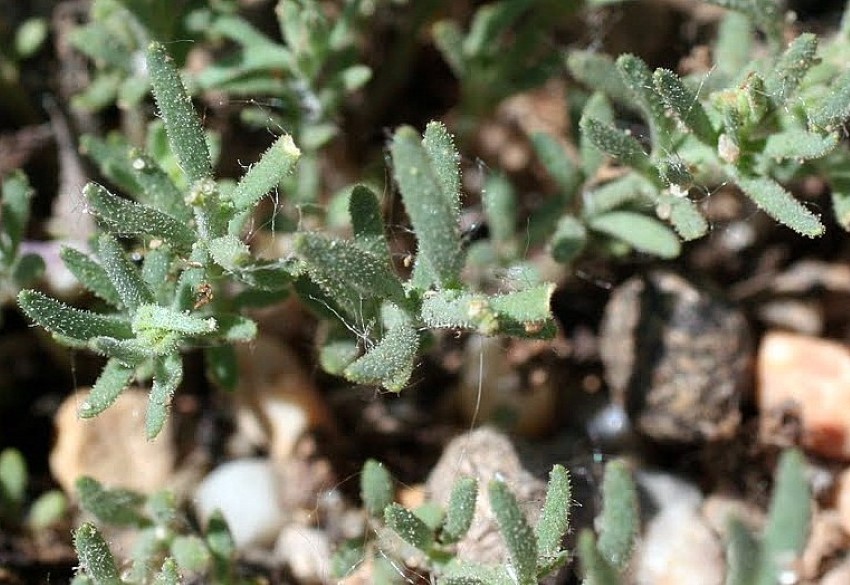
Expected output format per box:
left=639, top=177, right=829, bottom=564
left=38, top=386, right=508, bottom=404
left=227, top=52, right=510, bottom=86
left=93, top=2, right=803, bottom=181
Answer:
left=18, top=42, right=300, bottom=439
left=349, top=457, right=641, bottom=585
left=71, top=476, right=244, bottom=585
left=296, top=122, right=555, bottom=391
left=0, top=448, right=68, bottom=532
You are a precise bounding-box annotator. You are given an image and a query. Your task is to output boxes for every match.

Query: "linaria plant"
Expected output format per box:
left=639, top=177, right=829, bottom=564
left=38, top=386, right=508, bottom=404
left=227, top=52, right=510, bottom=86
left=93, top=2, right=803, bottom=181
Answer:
left=18, top=41, right=300, bottom=439
left=70, top=476, right=244, bottom=585
left=0, top=171, right=44, bottom=328
left=344, top=459, right=573, bottom=584
left=0, top=448, right=68, bottom=533
left=16, top=38, right=553, bottom=437
left=724, top=449, right=811, bottom=585
left=518, top=0, right=850, bottom=264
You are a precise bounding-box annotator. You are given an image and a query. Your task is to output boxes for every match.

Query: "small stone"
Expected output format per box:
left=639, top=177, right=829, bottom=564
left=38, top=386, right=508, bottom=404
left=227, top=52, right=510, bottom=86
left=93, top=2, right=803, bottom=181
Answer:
left=634, top=504, right=724, bottom=585
left=834, top=468, right=850, bottom=536
left=193, top=458, right=284, bottom=549
left=50, top=389, right=175, bottom=495
left=632, top=473, right=724, bottom=585
left=233, top=335, right=334, bottom=463
left=801, top=509, right=847, bottom=581
left=758, top=331, right=850, bottom=459
left=822, top=557, right=850, bottom=585
left=274, top=525, right=332, bottom=583
left=600, top=271, right=750, bottom=443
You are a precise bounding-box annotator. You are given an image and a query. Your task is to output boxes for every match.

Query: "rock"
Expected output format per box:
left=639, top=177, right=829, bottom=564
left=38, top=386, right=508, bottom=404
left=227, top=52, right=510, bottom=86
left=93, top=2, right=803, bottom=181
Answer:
left=634, top=504, right=724, bottom=585
left=600, top=271, right=750, bottom=443
left=701, top=493, right=764, bottom=539
left=758, top=331, right=850, bottom=459
left=50, top=389, right=175, bottom=495
left=801, top=509, right=847, bottom=581
left=822, top=557, right=850, bottom=585
left=193, top=458, right=285, bottom=549
left=233, top=335, right=334, bottom=463
left=425, top=427, right=547, bottom=566
left=274, top=525, right=332, bottom=583
left=633, top=472, right=724, bottom=585
left=834, top=468, right=850, bottom=537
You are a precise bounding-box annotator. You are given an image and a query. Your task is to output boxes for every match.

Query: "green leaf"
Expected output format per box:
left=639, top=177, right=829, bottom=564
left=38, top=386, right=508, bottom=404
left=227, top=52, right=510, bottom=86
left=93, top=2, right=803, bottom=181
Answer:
left=579, top=117, right=651, bottom=173
left=0, top=170, right=34, bottom=259
left=391, top=126, right=463, bottom=289
left=423, top=121, right=462, bottom=214
left=763, top=129, right=838, bottom=160
left=578, top=529, right=620, bottom=585
left=584, top=173, right=651, bottom=215
left=27, top=490, right=68, bottom=530
left=736, top=176, right=824, bottom=237
left=433, top=20, right=466, bottom=77
left=132, top=304, right=217, bottom=337
left=440, top=477, right=478, bottom=545
left=98, top=233, right=155, bottom=312
left=653, top=68, right=716, bottom=145
left=361, top=459, right=394, bottom=517
left=230, top=134, right=301, bottom=211
left=536, top=464, right=571, bottom=560
left=17, top=290, right=133, bottom=341
left=764, top=33, right=818, bottom=106
left=549, top=215, right=587, bottom=263
left=482, top=173, right=517, bottom=246
left=84, top=183, right=195, bottom=253
left=385, top=503, right=434, bottom=551
left=810, top=69, right=850, bottom=131
left=153, top=557, right=181, bottom=585
left=725, top=517, right=759, bottom=585
left=0, top=448, right=27, bottom=510
left=349, top=185, right=390, bottom=260
left=714, top=12, right=752, bottom=81
left=420, top=290, right=499, bottom=335
left=147, top=352, right=183, bottom=440
left=205, top=511, right=236, bottom=581
left=76, top=476, right=145, bottom=526
left=343, top=317, right=419, bottom=391
left=617, top=54, right=675, bottom=151
left=295, top=233, right=407, bottom=308
left=73, top=523, right=122, bottom=585
left=566, top=50, right=631, bottom=106
left=146, top=42, right=212, bottom=184
left=489, top=479, right=537, bottom=585
left=205, top=345, right=239, bottom=391
left=488, top=285, right=556, bottom=338
left=596, top=460, right=638, bottom=571
left=170, top=535, right=211, bottom=573
left=126, top=149, right=189, bottom=221
left=207, top=235, right=251, bottom=271
left=580, top=93, right=615, bottom=179
left=657, top=192, right=709, bottom=241
left=15, top=17, right=47, bottom=58
left=588, top=211, right=681, bottom=258
left=60, top=247, right=121, bottom=307
left=830, top=167, right=850, bottom=230
left=704, top=0, right=782, bottom=45
left=80, top=358, right=135, bottom=418
left=531, top=132, right=581, bottom=196
left=89, top=336, right=165, bottom=365
left=756, top=449, right=811, bottom=585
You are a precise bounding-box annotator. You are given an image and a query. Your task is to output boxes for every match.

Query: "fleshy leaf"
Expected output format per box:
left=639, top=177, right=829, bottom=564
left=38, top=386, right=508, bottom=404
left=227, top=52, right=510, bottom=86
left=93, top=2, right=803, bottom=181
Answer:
left=736, top=176, right=824, bottom=237
left=588, top=211, right=681, bottom=258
